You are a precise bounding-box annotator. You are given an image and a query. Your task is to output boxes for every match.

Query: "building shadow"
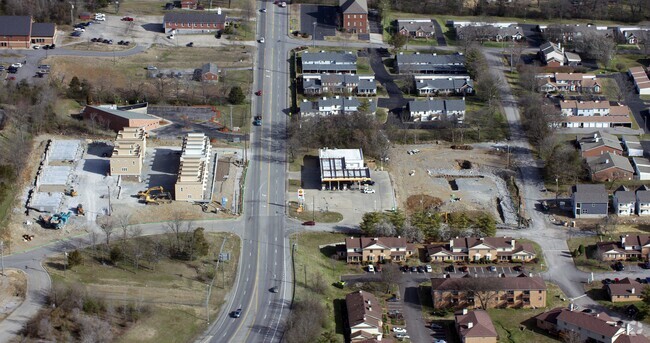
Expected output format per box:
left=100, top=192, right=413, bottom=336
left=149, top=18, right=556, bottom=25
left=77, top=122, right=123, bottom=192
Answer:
left=150, top=148, right=180, bottom=174
left=141, top=23, right=164, bottom=33
left=82, top=158, right=109, bottom=175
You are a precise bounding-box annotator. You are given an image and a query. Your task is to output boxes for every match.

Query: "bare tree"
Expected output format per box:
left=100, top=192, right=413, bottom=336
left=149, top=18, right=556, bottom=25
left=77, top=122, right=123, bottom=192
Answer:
left=462, top=278, right=499, bottom=309
left=98, top=216, right=115, bottom=247
left=561, top=330, right=585, bottom=343
left=88, top=230, right=99, bottom=256
left=115, top=212, right=132, bottom=244
left=400, top=221, right=424, bottom=243
left=381, top=264, right=401, bottom=293
left=374, top=219, right=397, bottom=237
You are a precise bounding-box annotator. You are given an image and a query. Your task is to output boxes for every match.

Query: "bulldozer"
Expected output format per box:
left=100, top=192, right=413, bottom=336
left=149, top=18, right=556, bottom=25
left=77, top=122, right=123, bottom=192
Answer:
left=143, top=192, right=172, bottom=205
left=137, top=186, right=164, bottom=199
left=76, top=204, right=85, bottom=216
left=198, top=201, right=224, bottom=214
left=66, top=188, right=78, bottom=197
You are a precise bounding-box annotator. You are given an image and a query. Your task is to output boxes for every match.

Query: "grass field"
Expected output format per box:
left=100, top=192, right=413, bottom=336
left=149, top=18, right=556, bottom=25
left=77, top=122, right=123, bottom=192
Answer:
left=45, top=232, right=240, bottom=343
left=288, top=201, right=343, bottom=223
left=567, top=235, right=613, bottom=272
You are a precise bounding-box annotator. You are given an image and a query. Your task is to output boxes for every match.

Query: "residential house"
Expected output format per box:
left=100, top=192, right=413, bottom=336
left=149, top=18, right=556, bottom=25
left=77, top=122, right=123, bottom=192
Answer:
left=299, top=96, right=376, bottom=116
left=586, top=152, right=634, bottom=182
left=199, top=63, right=219, bottom=82
left=339, top=0, right=368, bottom=34
left=456, top=24, right=523, bottom=42
left=628, top=67, right=650, bottom=95
left=174, top=133, right=213, bottom=202
left=633, top=158, right=650, bottom=181
left=430, top=274, right=547, bottom=310
left=558, top=100, right=632, bottom=129
left=82, top=103, right=161, bottom=132
left=301, top=51, right=357, bottom=74
left=614, top=186, right=636, bottom=216
left=564, top=51, right=582, bottom=67
left=616, top=26, right=650, bottom=44
left=0, top=16, right=56, bottom=49
left=302, top=74, right=376, bottom=96
left=415, top=78, right=474, bottom=96
left=623, top=135, right=644, bottom=157
left=572, top=184, right=608, bottom=218
left=342, top=236, right=414, bottom=263
left=449, top=21, right=516, bottom=28
left=607, top=278, right=644, bottom=303
left=539, top=41, right=566, bottom=67
left=535, top=306, right=640, bottom=343
left=162, top=11, right=227, bottom=34
left=319, top=148, right=370, bottom=186
left=576, top=131, right=623, bottom=158
left=426, top=236, right=536, bottom=263
left=600, top=234, right=650, bottom=261
left=455, top=309, right=498, bottom=343
left=638, top=185, right=650, bottom=216
left=407, top=98, right=466, bottom=122
left=597, top=242, right=629, bottom=261
left=546, top=73, right=601, bottom=93
left=396, top=19, right=436, bottom=38
left=110, top=127, right=147, bottom=181
left=540, top=23, right=610, bottom=42
left=395, top=52, right=466, bottom=74
left=346, top=290, right=383, bottom=341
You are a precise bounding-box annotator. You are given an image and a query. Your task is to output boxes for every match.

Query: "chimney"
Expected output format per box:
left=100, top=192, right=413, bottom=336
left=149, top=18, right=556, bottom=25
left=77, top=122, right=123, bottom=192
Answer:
left=627, top=323, right=632, bottom=335
left=450, top=239, right=454, bottom=248
left=372, top=237, right=378, bottom=241
left=632, top=287, right=636, bottom=294
left=529, top=272, right=533, bottom=277
left=569, top=303, right=575, bottom=311
left=605, top=159, right=610, bottom=164
left=217, top=7, right=222, bottom=14
left=462, top=308, right=468, bottom=315
left=467, top=322, right=474, bottom=329
left=479, top=237, right=484, bottom=241
left=368, top=306, right=372, bottom=311
left=510, top=239, right=516, bottom=249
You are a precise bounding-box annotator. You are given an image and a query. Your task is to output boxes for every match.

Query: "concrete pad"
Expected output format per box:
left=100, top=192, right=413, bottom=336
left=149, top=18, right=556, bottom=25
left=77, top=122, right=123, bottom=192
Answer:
left=49, top=140, right=81, bottom=161
left=30, top=192, right=64, bottom=213
left=39, top=166, right=72, bottom=186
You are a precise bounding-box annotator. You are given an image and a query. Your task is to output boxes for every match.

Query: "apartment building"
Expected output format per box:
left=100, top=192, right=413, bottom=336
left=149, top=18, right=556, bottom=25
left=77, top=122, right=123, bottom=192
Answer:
left=299, top=96, right=376, bottom=116
left=342, top=237, right=414, bottom=263
left=637, top=186, right=650, bottom=216
left=537, top=73, right=601, bottom=93
left=430, top=274, right=547, bottom=310
left=301, top=51, right=357, bottom=74
left=558, top=100, right=632, bottom=129
left=110, top=127, right=147, bottom=181
left=576, top=131, right=623, bottom=158
left=302, top=74, right=376, bottom=96
left=607, top=278, right=644, bottom=303
left=415, top=78, right=474, bottom=96
left=407, top=98, right=466, bottom=122
left=163, top=11, right=227, bottom=34
left=175, top=133, right=213, bottom=201
left=339, top=0, right=368, bottom=34
left=397, top=19, right=436, bottom=38
left=426, top=236, right=536, bottom=263
left=614, top=187, right=636, bottom=216
left=346, top=290, right=382, bottom=341
left=395, top=52, right=466, bottom=74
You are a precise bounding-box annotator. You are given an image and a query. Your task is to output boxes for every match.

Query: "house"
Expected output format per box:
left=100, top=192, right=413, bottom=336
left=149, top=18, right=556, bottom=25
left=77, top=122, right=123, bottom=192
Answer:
left=456, top=24, right=523, bottom=42
left=587, top=152, right=634, bottom=182
left=299, top=96, right=376, bottom=116
left=0, top=16, right=56, bottom=49
left=339, top=0, right=368, bottom=34
left=110, top=127, right=147, bottom=181
left=301, top=51, right=357, bottom=74
left=539, top=42, right=566, bottom=67
left=175, top=133, right=213, bottom=202
left=635, top=159, right=650, bottom=181
left=302, top=74, right=376, bottom=96
left=426, top=236, right=536, bottom=263
left=396, top=19, right=436, bottom=38
left=199, top=63, right=219, bottom=82
left=628, top=67, right=650, bottom=95
left=395, top=53, right=466, bottom=74
left=623, top=135, right=644, bottom=157
left=616, top=26, right=650, bottom=44
left=576, top=131, right=623, bottom=158
left=607, top=278, right=644, bottom=303
left=543, top=23, right=611, bottom=42
left=430, top=274, right=547, bottom=310
left=599, top=234, right=650, bottom=261
left=407, top=98, right=466, bottom=122
left=415, top=78, right=474, bottom=96
left=82, top=103, right=161, bottom=132
left=614, top=186, right=636, bottom=216
left=342, top=236, right=414, bottom=263
left=597, top=242, right=629, bottom=261
left=346, top=290, right=382, bottom=341
left=572, top=184, right=608, bottom=218
left=319, top=148, right=371, bottom=187
left=163, top=11, right=227, bottom=34
left=180, top=0, right=198, bottom=9
left=542, top=73, right=602, bottom=93
left=535, top=306, right=640, bottom=343
left=638, top=186, right=650, bottom=216
left=558, top=101, right=632, bottom=129
left=455, top=309, right=498, bottom=343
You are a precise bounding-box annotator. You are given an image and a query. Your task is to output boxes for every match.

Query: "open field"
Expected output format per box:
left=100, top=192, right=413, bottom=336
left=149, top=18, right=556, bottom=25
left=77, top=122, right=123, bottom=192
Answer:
left=64, top=41, right=137, bottom=52
left=0, top=269, right=27, bottom=321
left=44, top=232, right=240, bottom=343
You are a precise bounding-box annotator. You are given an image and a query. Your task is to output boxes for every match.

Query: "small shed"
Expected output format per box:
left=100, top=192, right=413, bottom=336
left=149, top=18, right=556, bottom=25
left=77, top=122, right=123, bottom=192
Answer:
left=201, top=63, right=219, bottom=82
left=622, top=135, right=644, bottom=157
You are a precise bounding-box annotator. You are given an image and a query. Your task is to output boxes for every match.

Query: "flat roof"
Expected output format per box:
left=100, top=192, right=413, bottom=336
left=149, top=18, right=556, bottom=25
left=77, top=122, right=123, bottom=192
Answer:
left=39, top=166, right=72, bottom=186
left=319, top=148, right=363, bottom=161
left=89, top=105, right=158, bottom=120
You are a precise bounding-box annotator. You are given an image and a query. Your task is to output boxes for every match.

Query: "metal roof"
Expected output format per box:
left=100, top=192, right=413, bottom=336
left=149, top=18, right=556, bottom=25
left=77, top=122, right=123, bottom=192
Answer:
left=89, top=105, right=157, bottom=120
left=0, top=16, right=32, bottom=36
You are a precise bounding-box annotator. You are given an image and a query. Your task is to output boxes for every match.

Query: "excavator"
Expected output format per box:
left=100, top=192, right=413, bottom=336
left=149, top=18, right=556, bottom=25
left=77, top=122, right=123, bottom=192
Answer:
left=137, top=186, right=164, bottom=199
left=143, top=192, right=172, bottom=205
left=39, top=211, right=72, bottom=230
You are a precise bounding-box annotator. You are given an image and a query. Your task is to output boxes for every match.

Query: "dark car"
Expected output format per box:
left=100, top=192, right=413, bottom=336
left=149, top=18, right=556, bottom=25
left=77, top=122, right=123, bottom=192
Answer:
left=445, top=265, right=455, bottom=272
left=71, top=31, right=82, bottom=37
left=186, top=42, right=194, bottom=47
left=614, top=262, right=625, bottom=271
left=49, top=44, right=55, bottom=49
left=417, top=266, right=425, bottom=273
left=232, top=308, right=242, bottom=318
left=91, top=38, right=98, bottom=42
left=270, top=286, right=279, bottom=293
left=642, top=262, right=650, bottom=269
left=603, top=278, right=613, bottom=285
left=459, top=265, right=468, bottom=272
left=401, top=265, right=409, bottom=272
left=124, top=41, right=130, bottom=45
left=118, top=40, right=124, bottom=45
left=361, top=180, right=375, bottom=186
left=513, top=266, right=524, bottom=272
left=302, top=220, right=315, bottom=226
left=410, top=266, right=417, bottom=272
left=7, top=67, right=17, bottom=74
left=0, top=66, right=4, bottom=71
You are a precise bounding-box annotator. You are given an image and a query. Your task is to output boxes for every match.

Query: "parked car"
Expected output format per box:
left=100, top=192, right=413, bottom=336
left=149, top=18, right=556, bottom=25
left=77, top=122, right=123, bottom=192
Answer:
left=488, top=266, right=497, bottom=272
left=513, top=265, right=524, bottom=272
left=301, top=220, right=315, bottom=226
left=367, top=264, right=375, bottom=273
left=121, top=16, right=134, bottom=21
left=430, top=322, right=443, bottom=330
left=375, top=265, right=382, bottom=272
left=392, top=327, right=407, bottom=333
left=642, top=262, right=650, bottom=269
left=10, top=63, right=22, bottom=68
left=362, top=188, right=375, bottom=194
left=258, top=37, right=265, bottom=43
left=417, top=266, right=424, bottom=273
left=445, top=265, right=455, bottom=272
left=260, top=8, right=267, bottom=12
left=71, top=31, right=82, bottom=37
left=73, top=27, right=85, bottom=32
left=387, top=295, right=400, bottom=302
left=146, top=65, right=158, bottom=70
left=395, top=333, right=409, bottom=341
left=425, top=265, right=432, bottom=273
left=410, top=266, right=417, bottom=272
left=49, top=44, right=56, bottom=49
left=459, top=265, right=468, bottom=272
left=7, top=67, right=17, bottom=74
left=603, top=278, right=613, bottom=285
left=401, top=266, right=409, bottom=272
left=361, top=180, right=375, bottom=186
left=255, top=90, right=262, bottom=96
left=186, top=42, right=194, bottom=47
left=614, top=262, right=625, bottom=271
left=0, top=65, right=4, bottom=71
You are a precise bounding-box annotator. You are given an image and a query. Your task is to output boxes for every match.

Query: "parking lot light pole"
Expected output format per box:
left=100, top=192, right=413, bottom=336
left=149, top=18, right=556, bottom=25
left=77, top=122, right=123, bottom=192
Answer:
left=69, top=3, right=74, bottom=26
left=555, top=177, right=559, bottom=207
left=312, top=22, right=316, bottom=48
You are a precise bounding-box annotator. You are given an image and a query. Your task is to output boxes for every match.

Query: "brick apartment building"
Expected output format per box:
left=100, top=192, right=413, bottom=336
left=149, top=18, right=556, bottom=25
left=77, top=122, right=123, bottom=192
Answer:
left=339, top=0, right=368, bottom=34
left=341, top=237, right=414, bottom=263
left=0, top=16, right=56, bottom=49
left=606, top=278, right=645, bottom=303
left=426, top=236, right=536, bottom=263
left=455, top=309, right=498, bottom=343
left=163, top=12, right=227, bottom=34
left=82, top=103, right=161, bottom=132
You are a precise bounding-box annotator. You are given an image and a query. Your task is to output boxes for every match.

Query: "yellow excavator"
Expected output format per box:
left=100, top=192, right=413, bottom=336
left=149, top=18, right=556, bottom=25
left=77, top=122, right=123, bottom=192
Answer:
left=137, top=186, right=164, bottom=199
left=143, top=192, right=172, bottom=205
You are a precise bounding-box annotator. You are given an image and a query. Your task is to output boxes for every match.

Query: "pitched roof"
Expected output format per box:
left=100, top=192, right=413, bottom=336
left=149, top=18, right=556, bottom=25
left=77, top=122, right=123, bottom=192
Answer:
left=396, top=53, right=465, bottom=66
left=430, top=275, right=547, bottom=291
left=576, top=131, right=622, bottom=152
left=572, top=184, right=608, bottom=203
left=587, top=152, right=634, bottom=174
left=622, top=235, right=650, bottom=247
left=0, top=16, right=32, bottom=36
left=396, top=20, right=435, bottom=34
left=346, top=290, right=382, bottom=329
left=31, top=22, right=55, bottom=37
left=534, top=306, right=563, bottom=325
left=346, top=237, right=409, bottom=250
left=617, top=334, right=650, bottom=343
left=451, top=236, right=514, bottom=250
left=163, top=12, right=226, bottom=24
left=201, top=63, right=219, bottom=75
left=301, top=51, right=357, bottom=65
left=455, top=310, right=498, bottom=338
left=86, top=105, right=157, bottom=120
left=565, top=51, right=582, bottom=62
left=340, top=0, right=368, bottom=14
left=416, top=78, right=473, bottom=91
left=408, top=99, right=466, bottom=113
left=561, top=100, right=610, bottom=110
left=556, top=309, right=624, bottom=338
left=596, top=241, right=624, bottom=254
left=637, top=189, right=650, bottom=203
left=607, top=277, right=643, bottom=297
left=615, top=190, right=636, bottom=203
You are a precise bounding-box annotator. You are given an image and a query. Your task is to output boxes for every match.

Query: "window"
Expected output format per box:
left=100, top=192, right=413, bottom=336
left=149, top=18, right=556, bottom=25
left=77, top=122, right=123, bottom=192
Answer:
left=121, top=167, right=128, bottom=172
left=188, top=194, right=192, bottom=199
left=354, top=15, right=357, bottom=18
left=381, top=250, right=384, bottom=253
left=180, top=187, right=184, bottom=192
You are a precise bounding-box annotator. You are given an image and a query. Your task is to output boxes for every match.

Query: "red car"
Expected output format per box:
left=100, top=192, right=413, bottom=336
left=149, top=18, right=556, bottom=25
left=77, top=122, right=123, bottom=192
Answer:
left=121, top=17, right=134, bottom=21
left=6, top=76, right=15, bottom=81
left=302, top=220, right=315, bottom=226
left=255, top=90, right=262, bottom=96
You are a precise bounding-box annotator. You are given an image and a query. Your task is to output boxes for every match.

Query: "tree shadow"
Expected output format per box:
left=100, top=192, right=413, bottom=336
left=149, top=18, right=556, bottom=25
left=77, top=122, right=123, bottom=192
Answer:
left=333, top=298, right=347, bottom=336
left=45, top=261, right=65, bottom=271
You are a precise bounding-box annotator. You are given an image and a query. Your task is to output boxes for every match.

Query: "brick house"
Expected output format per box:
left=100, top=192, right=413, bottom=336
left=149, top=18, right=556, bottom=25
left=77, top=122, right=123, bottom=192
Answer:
left=576, top=131, right=623, bottom=158
left=200, top=63, right=219, bottom=82
left=340, top=0, right=368, bottom=34
left=430, top=274, right=547, bottom=310
left=341, top=237, right=414, bottom=263
left=163, top=12, right=227, bottom=34
left=396, top=19, right=435, bottom=38
left=82, top=103, right=161, bottom=132
left=346, top=290, right=383, bottom=341
left=426, top=236, right=536, bottom=263
left=30, top=23, right=56, bottom=45
left=455, top=309, right=498, bottom=343
left=606, top=278, right=645, bottom=303
left=587, top=152, right=634, bottom=182
left=180, top=0, right=198, bottom=9
left=597, top=234, right=650, bottom=261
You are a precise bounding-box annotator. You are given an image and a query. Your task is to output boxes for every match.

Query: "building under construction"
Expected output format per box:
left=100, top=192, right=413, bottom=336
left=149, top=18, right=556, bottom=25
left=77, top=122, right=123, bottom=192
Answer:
left=110, top=127, right=147, bottom=181
left=175, top=133, right=213, bottom=201
left=319, top=148, right=370, bottom=189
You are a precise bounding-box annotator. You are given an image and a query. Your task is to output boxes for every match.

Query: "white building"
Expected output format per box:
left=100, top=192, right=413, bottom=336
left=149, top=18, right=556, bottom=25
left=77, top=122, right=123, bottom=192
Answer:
left=613, top=187, right=635, bottom=216
left=633, top=158, right=650, bottom=180
left=637, top=186, right=650, bottom=216
left=623, top=135, right=644, bottom=157
left=318, top=148, right=370, bottom=187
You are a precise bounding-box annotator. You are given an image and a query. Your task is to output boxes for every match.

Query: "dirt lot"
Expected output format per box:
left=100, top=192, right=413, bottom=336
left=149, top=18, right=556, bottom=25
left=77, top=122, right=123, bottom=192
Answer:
left=388, top=143, right=515, bottom=223
left=0, top=269, right=27, bottom=321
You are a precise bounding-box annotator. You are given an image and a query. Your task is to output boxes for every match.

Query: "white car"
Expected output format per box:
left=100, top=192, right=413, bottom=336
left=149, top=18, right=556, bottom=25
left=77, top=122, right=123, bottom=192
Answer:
left=367, top=264, right=375, bottom=273
left=433, top=339, right=447, bottom=343
left=260, top=8, right=267, bottom=12
left=362, top=188, right=375, bottom=194
left=32, top=45, right=40, bottom=49
left=395, top=333, right=410, bottom=341
left=425, top=264, right=432, bottom=272
left=392, top=327, right=407, bottom=333
left=258, top=37, right=265, bottom=43
left=10, top=63, right=22, bottom=68
left=73, top=27, right=85, bottom=32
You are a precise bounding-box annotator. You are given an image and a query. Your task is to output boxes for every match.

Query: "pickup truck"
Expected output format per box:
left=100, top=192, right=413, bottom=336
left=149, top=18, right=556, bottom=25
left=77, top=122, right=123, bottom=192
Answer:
left=254, top=116, right=262, bottom=126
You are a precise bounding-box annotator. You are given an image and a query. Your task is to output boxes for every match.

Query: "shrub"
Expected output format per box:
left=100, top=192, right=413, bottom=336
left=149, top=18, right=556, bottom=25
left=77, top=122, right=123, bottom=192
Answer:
left=228, top=86, right=245, bottom=105
left=578, top=244, right=585, bottom=255
left=109, top=246, right=123, bottom=264
left=67, top=250, right=83, bottom=268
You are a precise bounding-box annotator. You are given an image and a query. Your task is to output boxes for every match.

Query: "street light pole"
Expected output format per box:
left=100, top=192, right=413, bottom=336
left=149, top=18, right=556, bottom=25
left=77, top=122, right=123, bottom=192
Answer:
left=0, top=241, right=4, bottom=276
left=555, top=177, right=559, bottom=207
left=69, top=2, right=74, bottom=26
left=312, top=22, right=317, bottom=48
left=229, top=105, right=233, bottom=130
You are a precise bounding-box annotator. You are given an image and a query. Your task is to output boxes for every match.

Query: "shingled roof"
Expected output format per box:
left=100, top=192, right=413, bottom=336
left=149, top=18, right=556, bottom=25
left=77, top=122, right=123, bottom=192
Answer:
left=340, top=0, right=368, bottom=14
left=346, top=290, right=382, bottom=328
left=0, top=16, right=32, bottom=36
left=431, top=274, right=547, bottom=291
left=455, top=309, right=498, bottom=339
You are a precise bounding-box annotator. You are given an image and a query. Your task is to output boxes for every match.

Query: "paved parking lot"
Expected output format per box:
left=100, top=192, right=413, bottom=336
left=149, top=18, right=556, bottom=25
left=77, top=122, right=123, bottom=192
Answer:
left=300, top=5, right=337, bottom=40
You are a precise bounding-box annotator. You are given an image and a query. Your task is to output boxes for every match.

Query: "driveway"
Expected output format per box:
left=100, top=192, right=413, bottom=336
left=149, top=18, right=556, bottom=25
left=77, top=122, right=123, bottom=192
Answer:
left=299, top=5, right=337, bottom=40
left=368, top=48, right=409, bottom=114
left=431, top=20, right=447, bottom=47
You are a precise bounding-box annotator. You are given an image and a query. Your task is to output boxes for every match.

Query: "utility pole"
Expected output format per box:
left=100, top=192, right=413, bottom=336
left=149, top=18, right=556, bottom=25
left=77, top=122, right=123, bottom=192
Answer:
left=312, top=22, right=317, bottom=48
left=69, top=2, right=74, bottom=26
left=63, top=250, right=68, bottom=274
left=555, top=177, right=559, bottom=207
left=229, top=105, right=233, bottom=130
left=0, top=241, right=4, bottom=276
left=107, top=185, right=112, bottom=215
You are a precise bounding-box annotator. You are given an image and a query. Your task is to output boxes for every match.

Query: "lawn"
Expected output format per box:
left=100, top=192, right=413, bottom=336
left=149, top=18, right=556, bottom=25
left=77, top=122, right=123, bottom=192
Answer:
left=289, top=179, right=301, bottom=192
left=357, top=57, right=371, bottom=75
left=288, top=149, right=318, bottom=172
left=214, top=102, right=251, bottom=133
left=44, top=232, right=240, bottom=343
left=288, top=201, right=343, bottom=223
left=594, top=54, right=649, bottom=74
left=567, top=235, right=614, bottom=272
left=586, top=286, right=650, bottom=325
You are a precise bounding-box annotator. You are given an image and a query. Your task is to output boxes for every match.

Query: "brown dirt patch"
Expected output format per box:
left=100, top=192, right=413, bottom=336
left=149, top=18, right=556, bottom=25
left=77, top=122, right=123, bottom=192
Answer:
left=406, top=195, right=443, bottom=213
left=0, top=269, right=27, bottom=321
